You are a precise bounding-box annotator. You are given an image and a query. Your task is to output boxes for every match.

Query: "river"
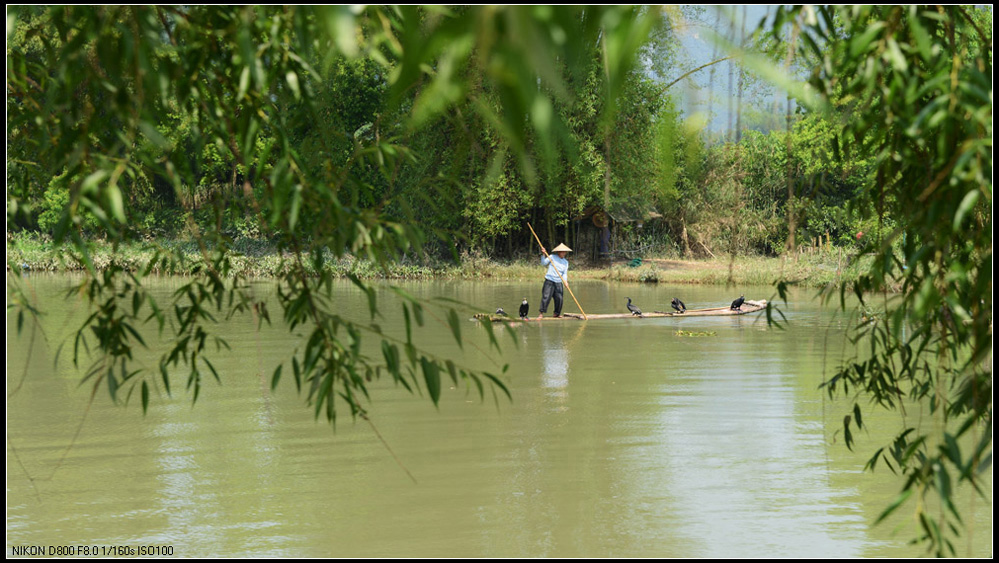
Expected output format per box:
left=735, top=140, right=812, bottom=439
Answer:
left=6, top=274, right=991, bottom=557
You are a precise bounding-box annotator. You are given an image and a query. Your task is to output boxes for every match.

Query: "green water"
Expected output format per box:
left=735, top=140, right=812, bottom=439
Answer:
left=6, top=275, right=991, bottom=557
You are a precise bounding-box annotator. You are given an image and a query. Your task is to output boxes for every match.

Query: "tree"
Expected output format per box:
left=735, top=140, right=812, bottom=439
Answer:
left=7, top=6, right=661, bottom=424
left=771, top=5, right=992, bottom=556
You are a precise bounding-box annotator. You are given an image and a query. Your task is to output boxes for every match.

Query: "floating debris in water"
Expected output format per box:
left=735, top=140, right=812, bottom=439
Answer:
left=675, top=330, right=717, bottom=337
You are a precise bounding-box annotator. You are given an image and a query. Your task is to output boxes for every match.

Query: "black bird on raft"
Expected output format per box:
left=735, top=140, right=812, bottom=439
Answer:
left=671, top=297, right=686, bottom=314
left=519, top=298, right=529, bottom=319
left=730, top=294, right=745, bottom=310
left=626, top=297, right=643, bottom=316
left=495, top=308, right=508, bottom=317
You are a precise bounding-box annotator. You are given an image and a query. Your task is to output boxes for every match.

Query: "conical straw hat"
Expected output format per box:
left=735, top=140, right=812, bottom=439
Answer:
left=552, top=243, right=572, bottom=252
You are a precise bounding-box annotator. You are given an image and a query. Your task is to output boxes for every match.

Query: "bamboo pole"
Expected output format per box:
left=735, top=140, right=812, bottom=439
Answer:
left=527, top=222, right=587, bottom=319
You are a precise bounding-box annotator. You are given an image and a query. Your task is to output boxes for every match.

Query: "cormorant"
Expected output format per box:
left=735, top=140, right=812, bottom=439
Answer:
left=519, top=298, right=529, bottom=319
left=671, top=297, right=686, bottom=314
left=626, top=297, right=642, bottom=316
left=730, top=294, right=745, bottom=310
left=495, top=308, right=509, bottom=316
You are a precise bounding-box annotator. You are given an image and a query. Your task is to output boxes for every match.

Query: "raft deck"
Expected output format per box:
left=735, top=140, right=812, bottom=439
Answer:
left=477, top=300, right=767, bottom=322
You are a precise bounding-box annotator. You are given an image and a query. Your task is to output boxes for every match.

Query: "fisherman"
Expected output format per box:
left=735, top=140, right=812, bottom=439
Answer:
left=538, top=243, right=571, bottom=319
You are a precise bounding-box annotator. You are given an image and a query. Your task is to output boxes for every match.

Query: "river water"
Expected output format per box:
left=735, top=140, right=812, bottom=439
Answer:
left=6, top=274, right=992, bottom=557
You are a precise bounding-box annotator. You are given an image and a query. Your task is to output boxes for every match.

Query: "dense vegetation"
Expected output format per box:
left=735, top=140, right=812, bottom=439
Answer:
left=6, top=5, right=991, bottom=556
left=776, top=6, right=991, bottom=556
left=7, top=6, right=882, bottom=260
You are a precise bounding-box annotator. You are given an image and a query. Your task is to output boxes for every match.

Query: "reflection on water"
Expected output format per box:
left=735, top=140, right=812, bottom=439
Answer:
left=6, top=275, right=991, bottom=557
left=540, top=327, right=572, bottom=411
left=656, top=353, right=875, bottom=557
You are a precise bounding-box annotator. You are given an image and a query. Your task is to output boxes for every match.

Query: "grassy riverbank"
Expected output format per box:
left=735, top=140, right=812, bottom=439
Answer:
left=6, top=234, right=869, bottom=289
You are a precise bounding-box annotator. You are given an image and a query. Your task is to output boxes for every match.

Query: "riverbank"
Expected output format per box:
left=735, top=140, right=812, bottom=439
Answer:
left=6, top=234, right=869, bottom=289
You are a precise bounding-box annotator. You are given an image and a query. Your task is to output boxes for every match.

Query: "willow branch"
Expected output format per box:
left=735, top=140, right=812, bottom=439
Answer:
left=663, top=56, right=733, bottom=91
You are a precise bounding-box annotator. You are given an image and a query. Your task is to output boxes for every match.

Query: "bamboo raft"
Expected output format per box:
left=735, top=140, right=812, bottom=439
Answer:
left=476, top=300, right=767, bottom=322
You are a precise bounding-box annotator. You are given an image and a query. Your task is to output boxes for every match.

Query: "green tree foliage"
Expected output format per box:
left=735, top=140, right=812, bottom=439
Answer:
left=7, top=6, right=687, bottom=257
left=7, top=6, right=661, bottom=422
left=709, top=114, right=873, bottom=256
left=649, top=96, right=705, bottom=250
left=772, top=5, right=992, bottom=556
left=447, top=44, right=677, bottom=253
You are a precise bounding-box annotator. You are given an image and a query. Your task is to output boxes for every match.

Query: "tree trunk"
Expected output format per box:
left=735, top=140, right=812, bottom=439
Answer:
left=604, top=135, right=612, bottom=209
left=785, top=104, right=796, bottom=255
left=784, top=19, right=800, bottom=255
left=681, top=219, right=692, bottom=258
left=707, top=8, right=721, bottom=128
left=735, top=6, right=746, bottom=143
left=727, top=12, right=735, bottom=142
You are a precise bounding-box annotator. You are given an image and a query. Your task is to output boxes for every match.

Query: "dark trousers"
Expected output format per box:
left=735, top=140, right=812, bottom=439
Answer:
left=539, top=279, right=563, bottom=316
